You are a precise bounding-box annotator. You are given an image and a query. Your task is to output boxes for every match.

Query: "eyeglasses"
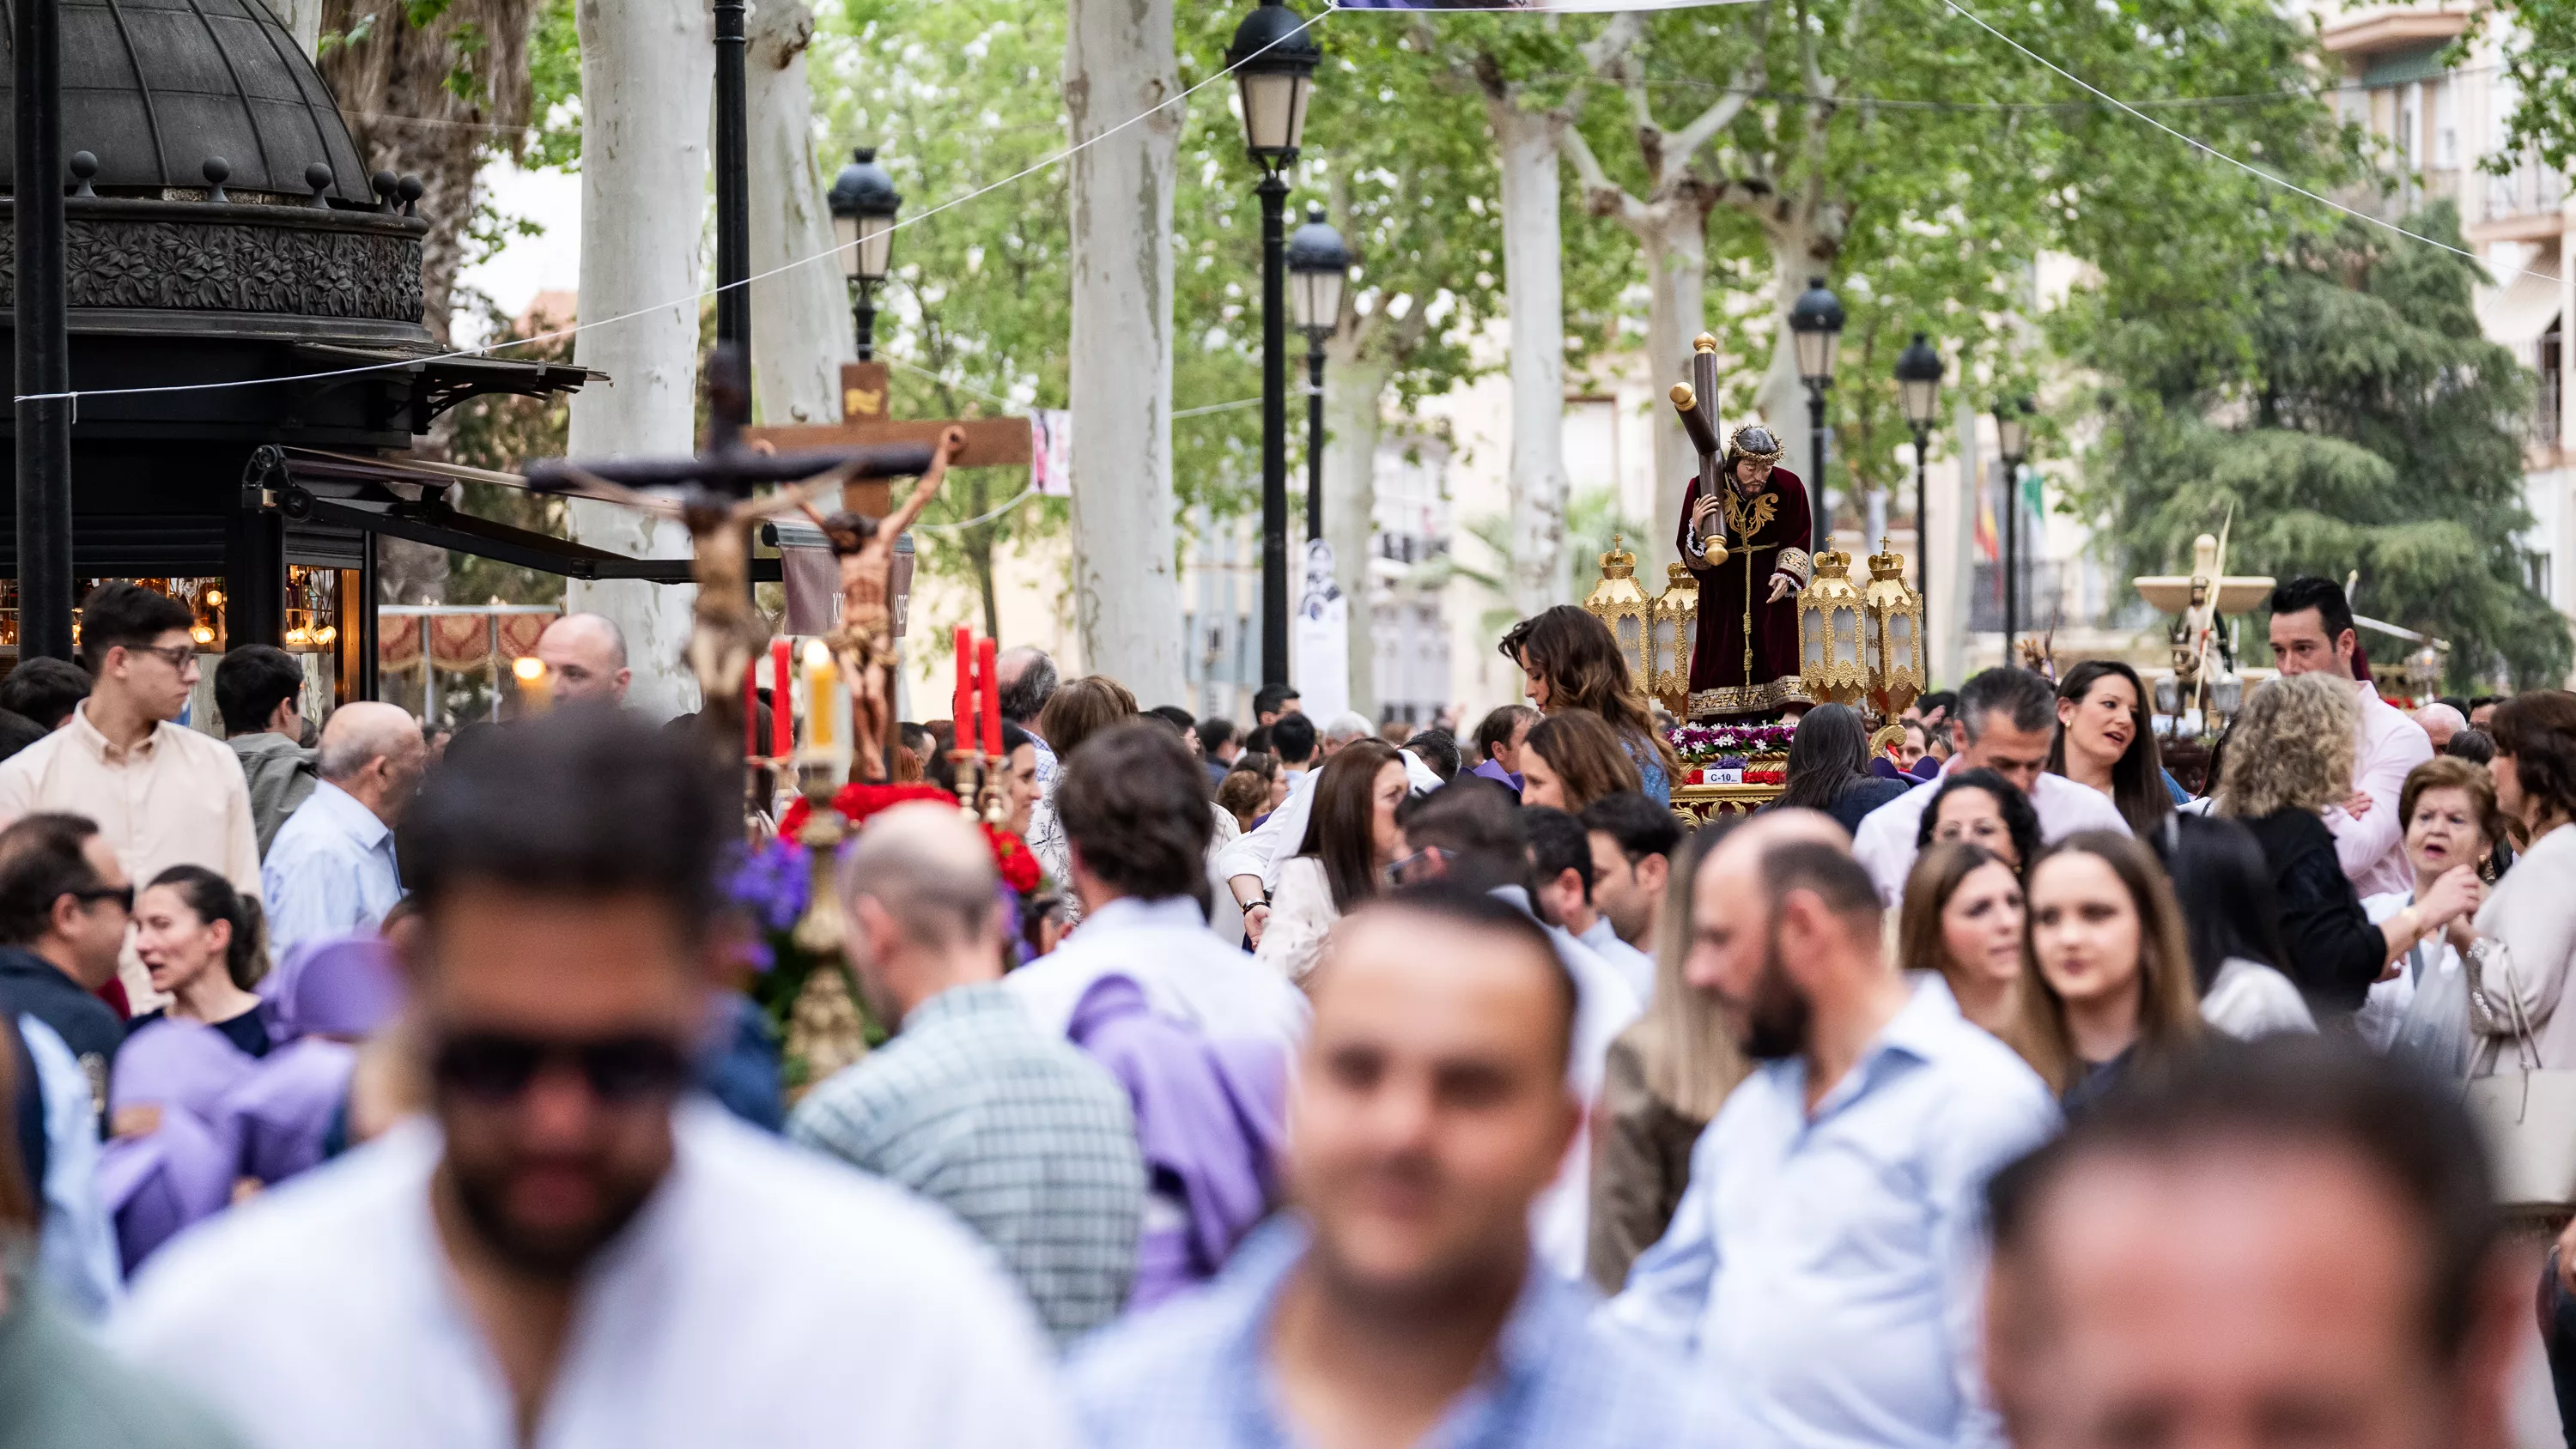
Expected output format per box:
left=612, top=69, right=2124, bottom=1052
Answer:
left=429, top=1032, right=692, bottom=1106
left=70, top=884, right=132, bottom=912
left=1384, top=846, right=1455, bottom=887
left=126, top=642, right=197, bottom=672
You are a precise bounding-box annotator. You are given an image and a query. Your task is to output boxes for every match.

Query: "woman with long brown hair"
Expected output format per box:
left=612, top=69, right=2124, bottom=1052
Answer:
left=2023, top=831, right=2203, bottom=1107
left=1498, top=605, right=1679, bottom=805
left=1519, top=712, right=1643, bottom=815
left=2045, top=659, right=2175, bottom=836
left=1254, top=740, right=1407, bottom=983
left=1898, top=842, right=2061, bottom=1082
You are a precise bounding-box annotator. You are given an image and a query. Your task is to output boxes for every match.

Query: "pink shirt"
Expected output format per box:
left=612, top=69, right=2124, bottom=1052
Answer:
left=2325, top=681, right=2431, bottom=900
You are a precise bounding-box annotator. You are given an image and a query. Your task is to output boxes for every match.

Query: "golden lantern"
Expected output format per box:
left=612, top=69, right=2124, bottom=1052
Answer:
left=1797, top=549, right=1868, bottom=708
left=1583, top=533, right=1653, bottom=694
left=1649, top=561, right=1697, bottom=718
left=1862, top=537, right=1928, bottom=721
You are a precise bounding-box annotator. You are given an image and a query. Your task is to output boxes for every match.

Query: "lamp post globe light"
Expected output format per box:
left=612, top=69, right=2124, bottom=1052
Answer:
left=1994, top=397, right=2034, bottom=660
left=1286, top=203, right=1352, bottom=543
left=1893, top=331, right=1943, bottom=650
left=1229, top=0, right=1321, bottom=688
left=1789, top=276, right=1846, bottom=557
left=828, top=147, right=902, bottom=361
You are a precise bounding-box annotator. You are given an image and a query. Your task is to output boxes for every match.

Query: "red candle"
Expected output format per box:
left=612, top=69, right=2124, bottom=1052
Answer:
left=769, top=638, right=793, bottom=760
left=953, top=625, right=973, bottom=744
left=978, top=637, right=1002, bottom=756
left=743, top=657, right=758, bottom=762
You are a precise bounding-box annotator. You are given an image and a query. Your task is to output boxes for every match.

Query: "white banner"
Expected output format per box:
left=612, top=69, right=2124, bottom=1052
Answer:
left=1291, top=538, right=1350, bottom=720
left=1031, top=409, right=1073, bottom=496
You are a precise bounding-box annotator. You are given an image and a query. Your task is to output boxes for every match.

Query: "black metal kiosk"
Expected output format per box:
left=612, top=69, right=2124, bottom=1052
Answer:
left=0, top=0, right=592, bottom=709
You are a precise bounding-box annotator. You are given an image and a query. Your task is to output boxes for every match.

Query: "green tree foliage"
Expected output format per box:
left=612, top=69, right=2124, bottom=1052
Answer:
left=811, top=0, right=1073, bottom=639
left=2072, top=202, right=2567, bottom=689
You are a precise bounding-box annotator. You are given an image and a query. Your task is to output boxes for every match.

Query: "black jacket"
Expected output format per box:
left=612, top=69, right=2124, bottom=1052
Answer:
left=2241, top=809, right=2384, bottom=1015
left=0, top=947, right=120, bottom=1119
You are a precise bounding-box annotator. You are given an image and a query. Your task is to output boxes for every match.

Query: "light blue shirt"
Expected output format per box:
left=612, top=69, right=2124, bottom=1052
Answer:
left=19, top=1015, right=118, bottom=1319
left=260, top=781, right=404, bottom=959
left=1068, top=1219, right=1721, bottom=1447
left=1606, top=977, right=2057, bottom=1449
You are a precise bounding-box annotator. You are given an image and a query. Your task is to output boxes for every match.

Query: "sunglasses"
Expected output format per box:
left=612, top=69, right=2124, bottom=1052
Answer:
left=71, top=884, right=133, bottom=912
left=430, top=1032, right=692, bottom=1106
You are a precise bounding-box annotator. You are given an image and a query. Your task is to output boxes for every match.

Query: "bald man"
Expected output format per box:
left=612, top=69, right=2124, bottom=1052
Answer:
left=788, top=803, right=1144, bottom=1344
left=2414, top=702, right=2465, bottom=753
left=261, top=702, right=428, bottom=955
left=536, top=612, right=631, bottom=706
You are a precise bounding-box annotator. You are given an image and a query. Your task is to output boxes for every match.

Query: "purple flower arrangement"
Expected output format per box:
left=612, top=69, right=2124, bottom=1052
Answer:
left=1672, top=722, right=1796, bottom=762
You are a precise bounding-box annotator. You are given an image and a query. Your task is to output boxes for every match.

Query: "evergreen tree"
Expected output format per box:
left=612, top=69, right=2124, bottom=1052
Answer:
left=2072, top=201, right=2568, bottom=689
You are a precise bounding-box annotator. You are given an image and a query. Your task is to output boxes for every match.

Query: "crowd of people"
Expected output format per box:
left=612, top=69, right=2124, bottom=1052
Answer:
left=0, top=573, right=2567, bottom=1448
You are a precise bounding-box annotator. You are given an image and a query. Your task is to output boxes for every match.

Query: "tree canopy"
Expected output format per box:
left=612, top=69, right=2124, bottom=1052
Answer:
left=2071, top=202, right=2568, bottom=689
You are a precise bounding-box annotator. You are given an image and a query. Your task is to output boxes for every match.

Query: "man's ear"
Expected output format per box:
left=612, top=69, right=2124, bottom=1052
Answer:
left=1948, top=718, right=1970, bottom=756
left=1637, top=852, right=1669, bottom=895
left=45, top=893, right=82, bottom=943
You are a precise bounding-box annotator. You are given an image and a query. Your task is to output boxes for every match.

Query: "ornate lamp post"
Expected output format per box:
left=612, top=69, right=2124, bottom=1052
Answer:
left=1286, top=203, right=1351, bottom=542
left=1995, top=397, right=2033, bottom=662
left=828, top=148, right=902, bottom=362
left=1789, top=277, right=1845, bottom=559
left=1228, top=0, right=1321, bottom=688
left=1893, top=332, right=1943, bottom=647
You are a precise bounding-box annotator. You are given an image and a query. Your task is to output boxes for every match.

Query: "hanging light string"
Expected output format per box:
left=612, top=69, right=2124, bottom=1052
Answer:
left=11, top=5, right=1338, bottom=404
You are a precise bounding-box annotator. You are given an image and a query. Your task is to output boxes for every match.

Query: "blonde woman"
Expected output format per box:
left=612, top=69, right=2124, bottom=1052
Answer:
left=2218, top=675, right=2479, bottom=1016
left=1586, top=827, right=1744, bottom=1294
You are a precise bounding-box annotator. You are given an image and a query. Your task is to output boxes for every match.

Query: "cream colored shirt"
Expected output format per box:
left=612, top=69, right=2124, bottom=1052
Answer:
left=0, top=700, right=261, bottom=1009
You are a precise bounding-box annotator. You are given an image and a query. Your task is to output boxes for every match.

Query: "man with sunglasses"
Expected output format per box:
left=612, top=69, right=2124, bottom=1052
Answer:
left=0, top=813, right=130, bottom=1320
left=0, top=583, right=259, bottom=1013
left=116, top=712, right=1072, bottom=1449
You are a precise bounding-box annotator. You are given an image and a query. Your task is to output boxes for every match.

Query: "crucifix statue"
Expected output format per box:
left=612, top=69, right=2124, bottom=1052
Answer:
left=524, top=344, right=961, bottom=780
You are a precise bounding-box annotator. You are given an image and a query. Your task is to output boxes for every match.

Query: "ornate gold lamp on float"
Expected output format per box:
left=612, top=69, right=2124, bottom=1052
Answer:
left=1582, top=534, right=1655, bottom=694
left=1648, top=562, right=1698, bottom=720
left=1795, top=549, right=1870, bottom=709
left=1862, top=539, right=1928, bottom=723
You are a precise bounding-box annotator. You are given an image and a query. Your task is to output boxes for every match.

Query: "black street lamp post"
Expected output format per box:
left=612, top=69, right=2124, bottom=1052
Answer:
left=828, top=149, right=902, bottom=361
left=1228, top=0, right=1320, bottom=689
left=1894, top=331, right=1944, bottom=642
left=1789, top=277, right=1845, bottom=559
left=14, top=0, right=71, bottom=660
left=1286, top=203, right=1352, bottom=543
left=1995, top=398, right=2033, bottom=662
left=713, top=0, right=749, bottom=353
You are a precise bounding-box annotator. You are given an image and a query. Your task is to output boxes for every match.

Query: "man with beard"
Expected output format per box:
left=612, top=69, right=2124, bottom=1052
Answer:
left=1069, top=886, right=1713, bottom=1446
left=112, top=712, right=1071, bottom=1449
left=1607, top=811, right=2056, bottom=1449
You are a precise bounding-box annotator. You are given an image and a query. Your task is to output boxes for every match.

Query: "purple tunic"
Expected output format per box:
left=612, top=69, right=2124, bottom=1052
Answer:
left=220, top=1037, right=359, bottom=1186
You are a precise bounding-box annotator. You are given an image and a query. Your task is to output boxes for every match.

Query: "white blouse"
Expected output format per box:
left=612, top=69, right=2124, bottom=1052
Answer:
left=1254, top=856, right=1339, bottom=984
left=2200, top=957, right=2317, bottom=1040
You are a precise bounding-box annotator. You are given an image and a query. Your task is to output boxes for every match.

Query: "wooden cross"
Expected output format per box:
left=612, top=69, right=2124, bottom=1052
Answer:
left=743, top=360, right=1034, bottom=517
left=521, top=345, right=961, bottom=782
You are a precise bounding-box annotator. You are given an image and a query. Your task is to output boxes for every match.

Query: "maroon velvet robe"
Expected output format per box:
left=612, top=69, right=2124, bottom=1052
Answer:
left=1675, top=467, right=1814, bottom=722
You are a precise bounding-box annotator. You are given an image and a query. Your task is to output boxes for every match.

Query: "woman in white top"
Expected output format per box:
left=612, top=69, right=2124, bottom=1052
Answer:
left=1255, top=740, right=1408, bottom=983
left=2357, top=756, right=2502, bottom=1052
left=2463, top=693, right=2576, bottom=1071
left=2148, top=813, right=2315, bottom=1039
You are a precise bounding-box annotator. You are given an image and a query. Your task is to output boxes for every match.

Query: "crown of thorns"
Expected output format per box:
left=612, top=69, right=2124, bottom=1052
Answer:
left=1727, top=426, right=1784, bottom=463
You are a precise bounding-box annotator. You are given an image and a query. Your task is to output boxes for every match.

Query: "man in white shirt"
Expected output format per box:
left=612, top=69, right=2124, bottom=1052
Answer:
left=1008, top=720, right=1309, bottom=1055
left=2268, top=576, right=2432, bottom=900
left=116, top=711, right=1070, bottom=1449
left=1853, top=667, right=2130, bottom=908
left=0, top=584, right=259, bottom=1010
left=1525, top=805, right=1655, bottom=1005
left=1610, top=812, right=2056, bottom=1449
left=262, top=702, right=424, bottom=957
